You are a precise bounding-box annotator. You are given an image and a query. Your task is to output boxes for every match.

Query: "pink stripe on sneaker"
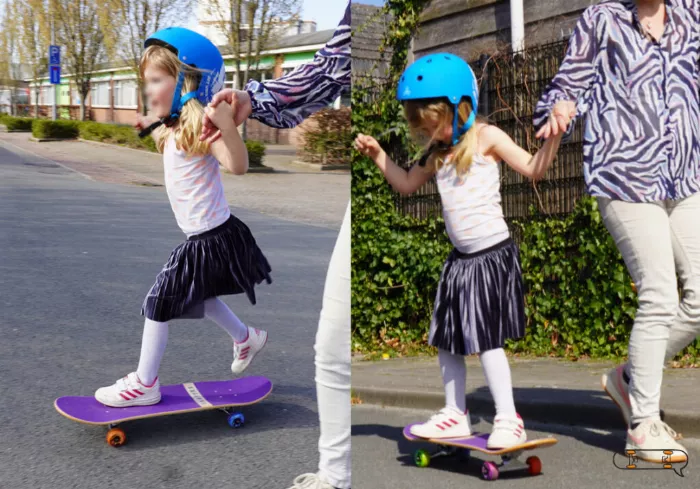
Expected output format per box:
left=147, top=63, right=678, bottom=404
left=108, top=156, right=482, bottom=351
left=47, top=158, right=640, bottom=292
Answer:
left=133, top=389, right=144, bottom=396
left=119, top=393, right=130, bottom=401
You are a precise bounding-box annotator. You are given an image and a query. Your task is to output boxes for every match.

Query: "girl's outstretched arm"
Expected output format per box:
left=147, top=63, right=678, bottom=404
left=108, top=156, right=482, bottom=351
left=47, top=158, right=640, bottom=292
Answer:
left=355, top=134, right=433, bottom=195
left=481, top=125, right=563, bottom=181
left=207, top=102, right=248, bottom=175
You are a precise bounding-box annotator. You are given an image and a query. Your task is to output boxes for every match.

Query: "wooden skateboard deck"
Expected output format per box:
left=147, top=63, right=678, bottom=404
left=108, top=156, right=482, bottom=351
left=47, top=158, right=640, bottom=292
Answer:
left=403, top=424, right=557, bottom=480
left=55, top=376, right=272, bottom=446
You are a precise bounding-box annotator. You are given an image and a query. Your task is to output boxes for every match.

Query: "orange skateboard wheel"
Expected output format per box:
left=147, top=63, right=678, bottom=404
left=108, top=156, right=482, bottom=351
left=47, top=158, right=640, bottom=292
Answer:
left=526, top=456, right=542, bottom=476
left=106, top=427, right=127, bottom=447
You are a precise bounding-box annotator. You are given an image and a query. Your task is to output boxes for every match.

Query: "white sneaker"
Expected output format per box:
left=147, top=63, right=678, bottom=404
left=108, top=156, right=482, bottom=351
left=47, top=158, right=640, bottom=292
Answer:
left=410, top=407, right=473, bottom=439
left=95, top=372, right=161, bottom=407
left=231, top=326, right=268, bottom=375
left=602, top=364, right=632, bottom=427
left=626, top=419, right=687, bottom=463
left=287, top=473, right=335, bottom=489
left=487, top=414, right=527, bottom=449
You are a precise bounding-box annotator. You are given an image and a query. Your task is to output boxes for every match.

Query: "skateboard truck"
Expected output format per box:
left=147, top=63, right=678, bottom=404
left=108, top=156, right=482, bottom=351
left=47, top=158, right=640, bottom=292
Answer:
left=414, top=444, right=541, bottom=480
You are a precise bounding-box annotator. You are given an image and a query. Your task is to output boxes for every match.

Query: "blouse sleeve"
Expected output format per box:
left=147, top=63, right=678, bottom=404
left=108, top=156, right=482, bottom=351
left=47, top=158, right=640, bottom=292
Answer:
left=245, top=3, right=351, bottom=129
left=533, top=7, right=599, bottom=138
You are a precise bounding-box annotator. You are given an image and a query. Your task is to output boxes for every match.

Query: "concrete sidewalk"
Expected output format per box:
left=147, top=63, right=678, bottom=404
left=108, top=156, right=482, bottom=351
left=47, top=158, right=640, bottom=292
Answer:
left=0, top=133, right=349, bottom=229
left=352, top=355, right=700, bottom=437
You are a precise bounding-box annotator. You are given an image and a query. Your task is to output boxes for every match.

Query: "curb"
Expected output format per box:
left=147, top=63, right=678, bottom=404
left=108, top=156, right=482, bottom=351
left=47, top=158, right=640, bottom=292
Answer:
left=30, top=137, right=78, bottom=142
left=0, top=125, right=31, bottom=133
left=244, top=165, right=275, bottom=174
left=292, top=160, right=349, bottom=171
left=352, top=386, right=700, bottom=437
left=78, top=138, right=157, bottom=155
left=78, top=138, right=276, bottom=173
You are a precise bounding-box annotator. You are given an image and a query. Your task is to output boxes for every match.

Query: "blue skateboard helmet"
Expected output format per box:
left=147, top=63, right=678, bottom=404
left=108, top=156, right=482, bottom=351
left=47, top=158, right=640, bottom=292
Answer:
left=397, top=52, right=478, bottom=146
left=145, top=27, right=226, bottom=118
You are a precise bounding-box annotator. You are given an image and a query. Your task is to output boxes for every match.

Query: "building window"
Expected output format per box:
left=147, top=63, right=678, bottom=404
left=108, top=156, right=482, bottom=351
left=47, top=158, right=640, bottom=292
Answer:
left=91, top=81, right=110, bottom=107
left=114, top=80, right=137, bottom=108
left=40, top=85, right=55, bottom=105
left=71, top=86, right=82, bottom=105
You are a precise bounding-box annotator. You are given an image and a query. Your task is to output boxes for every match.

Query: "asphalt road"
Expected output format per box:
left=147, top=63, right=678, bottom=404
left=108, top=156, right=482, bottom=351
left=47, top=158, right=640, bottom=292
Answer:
left=352, top=404, right=700, bottom=489
left=0, top=142, right=338, bottom=488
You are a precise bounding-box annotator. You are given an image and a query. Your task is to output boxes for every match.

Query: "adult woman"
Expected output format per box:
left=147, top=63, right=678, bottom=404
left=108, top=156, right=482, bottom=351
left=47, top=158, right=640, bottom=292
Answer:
left=535, top=0, right=699, bottom=463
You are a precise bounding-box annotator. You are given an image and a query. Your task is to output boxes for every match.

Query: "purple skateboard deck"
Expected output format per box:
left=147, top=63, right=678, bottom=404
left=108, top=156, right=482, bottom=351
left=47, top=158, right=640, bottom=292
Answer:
left=55, top=376, right=272, bottom=425
left=403, top=424, right=557, bottom=455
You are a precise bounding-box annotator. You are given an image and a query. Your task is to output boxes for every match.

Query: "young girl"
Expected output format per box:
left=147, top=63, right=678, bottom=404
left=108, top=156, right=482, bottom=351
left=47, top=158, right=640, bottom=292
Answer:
left=94, top=27, right=271, bottom=407
left=355, top=53, right=568, bottom=448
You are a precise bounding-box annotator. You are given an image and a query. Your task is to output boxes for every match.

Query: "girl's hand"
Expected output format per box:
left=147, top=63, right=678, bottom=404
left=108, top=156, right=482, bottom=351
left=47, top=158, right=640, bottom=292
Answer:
left=354, top=134, right=384, bottom=161
left=204, top=101, right=236, bottom=134
left=134, top=113, right=159, bottom=131
left=536, top=100, right=577, bottom=139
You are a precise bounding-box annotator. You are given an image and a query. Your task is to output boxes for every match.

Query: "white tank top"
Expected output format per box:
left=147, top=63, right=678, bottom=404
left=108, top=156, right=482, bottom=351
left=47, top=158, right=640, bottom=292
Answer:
left=436, top=153, right=510, bottom=254
left=163, top=135, right=231, bottom=237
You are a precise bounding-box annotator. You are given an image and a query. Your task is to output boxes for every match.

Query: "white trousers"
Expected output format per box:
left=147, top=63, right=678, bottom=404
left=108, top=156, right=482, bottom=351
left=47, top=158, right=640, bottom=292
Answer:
left=314, top=202, right=351, bottom=488
left=598, top=193, right=700, bottom=424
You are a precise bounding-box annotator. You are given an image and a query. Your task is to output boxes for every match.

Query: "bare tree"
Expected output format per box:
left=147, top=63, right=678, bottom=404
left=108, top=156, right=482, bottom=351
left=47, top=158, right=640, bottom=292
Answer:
left=202, top=0, right=299, bottom=139
left=202, top=0, right=300, bottom=91
left=0, top=0, right=22, bottom=115
left=51, top=0, right=105, bottom=120
left=99, top=0, right=194, bottom=115
left=16, top=0, right=49, bottom=117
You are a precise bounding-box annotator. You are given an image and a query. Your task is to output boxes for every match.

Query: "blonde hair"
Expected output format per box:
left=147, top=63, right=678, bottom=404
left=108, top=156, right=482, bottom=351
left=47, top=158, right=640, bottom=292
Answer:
left=140, top=45, right=209, bottom=156
left=403, top=98, right=481, bottom=175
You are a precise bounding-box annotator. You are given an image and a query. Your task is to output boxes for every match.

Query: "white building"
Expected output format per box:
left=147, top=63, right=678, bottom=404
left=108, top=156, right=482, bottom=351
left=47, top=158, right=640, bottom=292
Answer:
left=195, top=0, right=317, bottom=48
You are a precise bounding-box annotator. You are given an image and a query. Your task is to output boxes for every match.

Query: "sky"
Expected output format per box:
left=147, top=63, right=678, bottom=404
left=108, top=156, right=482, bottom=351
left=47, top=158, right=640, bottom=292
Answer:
left=299, top=0, right=349, bottom=30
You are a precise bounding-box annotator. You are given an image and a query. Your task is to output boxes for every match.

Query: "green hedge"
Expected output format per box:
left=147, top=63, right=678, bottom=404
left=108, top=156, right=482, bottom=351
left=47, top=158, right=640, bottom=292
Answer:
left=79, top=121, right=157, bottom=152
left=246, top=140, right=266, bottom=166
left=5, top=116, right=266, bottom=165
left=352, top=187, right=700, bottom=362
left=32, top=120, right=80, bottom=139
left=2, top=116, right=33, bottom=132
left=300, top=107, right=351, bottom=165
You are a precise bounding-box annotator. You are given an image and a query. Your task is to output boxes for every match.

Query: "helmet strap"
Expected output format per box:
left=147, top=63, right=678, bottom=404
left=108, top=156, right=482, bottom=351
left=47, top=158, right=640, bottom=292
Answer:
left=169, top=72, right=185, bottom=115
left=179, top=91, right=198, bottom=108
left=451, top=104, right=476, bottom=146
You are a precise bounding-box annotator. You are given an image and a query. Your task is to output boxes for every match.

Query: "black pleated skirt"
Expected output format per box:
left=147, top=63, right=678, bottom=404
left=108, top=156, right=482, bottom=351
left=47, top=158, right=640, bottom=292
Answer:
left=429, top=238, right=525, bottom=356
left=142, top=214, right=272, bottom=322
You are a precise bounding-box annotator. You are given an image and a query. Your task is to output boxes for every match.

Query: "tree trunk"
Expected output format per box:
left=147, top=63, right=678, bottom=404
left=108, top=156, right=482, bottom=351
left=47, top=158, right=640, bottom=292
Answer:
left=80, top=100, right=86, bottom=121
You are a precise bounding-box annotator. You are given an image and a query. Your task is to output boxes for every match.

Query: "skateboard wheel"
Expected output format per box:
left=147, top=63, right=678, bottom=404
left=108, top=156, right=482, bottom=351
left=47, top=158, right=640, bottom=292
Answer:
left=526, top=456, right=542, bottom=476
left=227, top=412, right=245, bottom=428
left=482, top=461, right=499, bottom=481
left=106, top=427, right=126, bottom=447
left=414, top=449, right=430, bottom=468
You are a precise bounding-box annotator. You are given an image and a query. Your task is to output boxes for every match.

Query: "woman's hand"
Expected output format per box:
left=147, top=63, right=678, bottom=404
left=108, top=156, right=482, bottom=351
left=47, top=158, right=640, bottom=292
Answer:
left=200, top=89, right=252, bottom=142
left=354, top=134, right=384, bottom=161
left=535, top=100, right=577, bottom=139
left=134, top=113, right=159, bottom=132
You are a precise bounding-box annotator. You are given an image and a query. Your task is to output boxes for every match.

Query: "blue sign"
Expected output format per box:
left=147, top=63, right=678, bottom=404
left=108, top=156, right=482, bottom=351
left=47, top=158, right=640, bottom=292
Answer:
left=50, top=66, right=61, bottom=84
left=49, top=45, right=60, bottom=66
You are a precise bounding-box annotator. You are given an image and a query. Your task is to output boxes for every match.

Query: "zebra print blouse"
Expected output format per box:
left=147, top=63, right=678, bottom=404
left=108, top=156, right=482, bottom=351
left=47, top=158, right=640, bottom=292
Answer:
left=245, top=3, right=351, bottom=130
left=534, top=0, right=700, bottom=203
